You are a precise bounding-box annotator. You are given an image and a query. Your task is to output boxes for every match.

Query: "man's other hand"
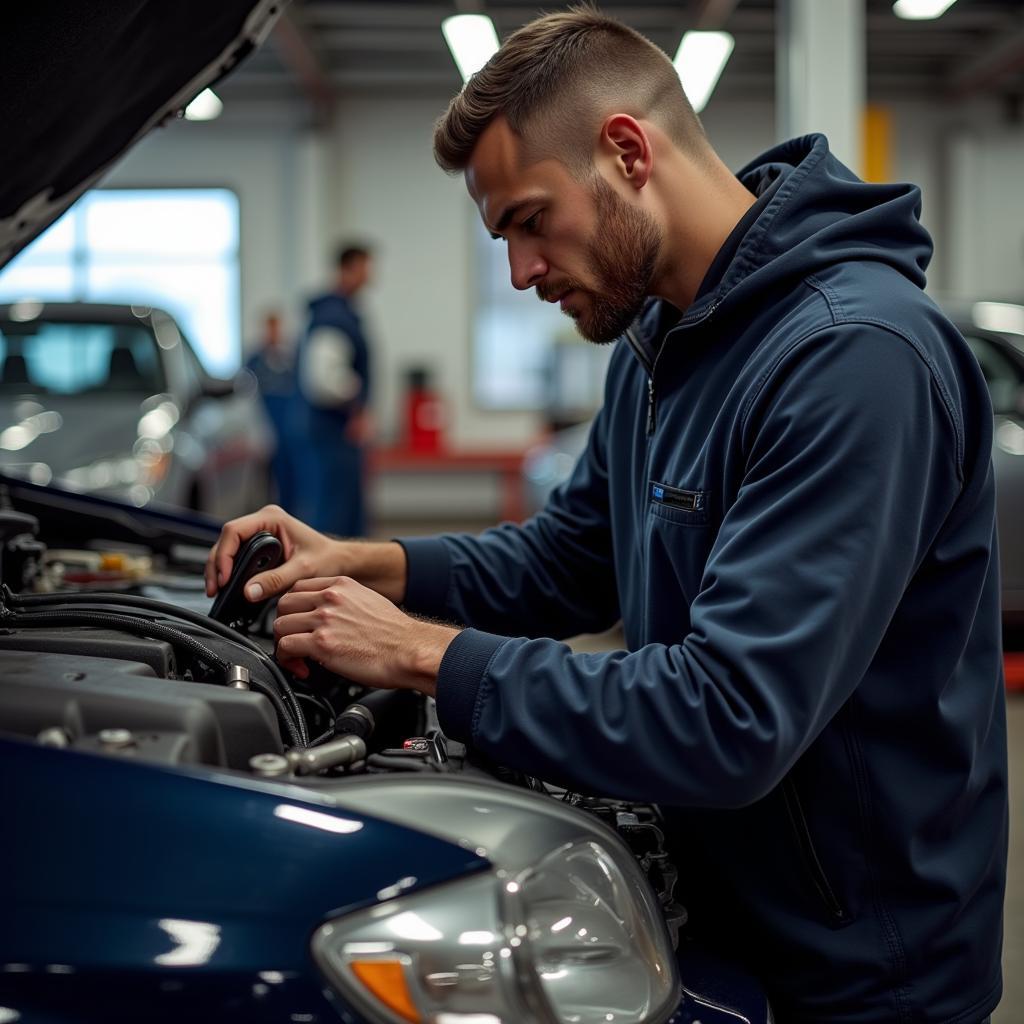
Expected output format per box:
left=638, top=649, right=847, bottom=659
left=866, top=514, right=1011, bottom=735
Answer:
left=273, top=576, right=459, bottom=695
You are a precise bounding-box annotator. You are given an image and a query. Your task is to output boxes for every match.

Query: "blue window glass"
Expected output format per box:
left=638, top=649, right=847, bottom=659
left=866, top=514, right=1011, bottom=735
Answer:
left=0, top=320, right=164, bottom=396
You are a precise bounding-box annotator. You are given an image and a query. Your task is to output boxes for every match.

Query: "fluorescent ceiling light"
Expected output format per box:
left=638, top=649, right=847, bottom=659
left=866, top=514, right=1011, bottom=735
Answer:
left=892, top=0, right=958, bottom=20
left=674, top=31, right=735, bottom=113
left=973, top=301, right=1024, bottom=336
left=184, top=88, right=223, bottom=121
left=442, top=14, right=500, bottom=83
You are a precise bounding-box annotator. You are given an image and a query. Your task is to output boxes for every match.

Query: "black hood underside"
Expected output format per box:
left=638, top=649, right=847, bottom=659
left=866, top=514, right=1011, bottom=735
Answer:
left=0, top=0, right=284, bottom=270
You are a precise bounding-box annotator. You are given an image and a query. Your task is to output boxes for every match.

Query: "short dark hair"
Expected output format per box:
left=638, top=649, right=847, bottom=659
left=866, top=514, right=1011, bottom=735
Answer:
left=433, top=4, right=707, bottom=176
left=337, top=243, right=372, bottom=268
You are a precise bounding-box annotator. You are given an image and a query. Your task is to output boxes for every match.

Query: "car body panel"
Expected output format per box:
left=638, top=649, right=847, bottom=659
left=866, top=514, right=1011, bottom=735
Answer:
left=0, top=734, right=490, bottom=1021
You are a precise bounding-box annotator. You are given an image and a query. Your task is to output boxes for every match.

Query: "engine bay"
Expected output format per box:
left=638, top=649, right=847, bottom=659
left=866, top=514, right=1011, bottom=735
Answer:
left=0, top=474, right=686, bottom=945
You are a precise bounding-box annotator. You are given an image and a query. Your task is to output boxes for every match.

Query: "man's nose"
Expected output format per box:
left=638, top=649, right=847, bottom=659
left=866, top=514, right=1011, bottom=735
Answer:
left=508, top=244, right=547, bottom=291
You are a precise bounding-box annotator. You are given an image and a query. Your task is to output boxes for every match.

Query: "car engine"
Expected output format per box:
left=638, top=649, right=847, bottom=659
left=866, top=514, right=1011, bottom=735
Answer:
left=0, top=480, right=686, bottom=946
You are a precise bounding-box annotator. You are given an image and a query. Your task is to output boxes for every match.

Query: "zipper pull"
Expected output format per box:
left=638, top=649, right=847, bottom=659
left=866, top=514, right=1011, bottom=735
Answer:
left=646, top=377, right=656, bottom=435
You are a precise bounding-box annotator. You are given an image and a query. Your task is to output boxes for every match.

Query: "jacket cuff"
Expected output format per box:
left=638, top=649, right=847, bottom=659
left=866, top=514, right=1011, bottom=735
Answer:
left=435, top=628, right=509, bottom=745
left=395, top=536, right=451, bottom=616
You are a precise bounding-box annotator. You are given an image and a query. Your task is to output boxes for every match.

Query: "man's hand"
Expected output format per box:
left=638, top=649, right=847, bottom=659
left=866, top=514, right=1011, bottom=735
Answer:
left=273, top=576, right=460, bottom=695
left=205, top=505, right=341, bottom=601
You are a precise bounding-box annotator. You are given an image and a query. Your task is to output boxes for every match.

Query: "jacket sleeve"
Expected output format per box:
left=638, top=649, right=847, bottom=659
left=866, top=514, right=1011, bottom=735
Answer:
left=432, top=325, right=969, bottom=808
left=398, top=405, right=620, bottom=641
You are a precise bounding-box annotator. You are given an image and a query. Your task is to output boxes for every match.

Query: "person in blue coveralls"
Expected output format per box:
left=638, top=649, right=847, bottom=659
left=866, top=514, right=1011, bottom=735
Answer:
left=208, top=9, right=1007, bottom=1023
left=294, top=243, right=374, bottom=536
left=244, top=311, right=297, bottom=513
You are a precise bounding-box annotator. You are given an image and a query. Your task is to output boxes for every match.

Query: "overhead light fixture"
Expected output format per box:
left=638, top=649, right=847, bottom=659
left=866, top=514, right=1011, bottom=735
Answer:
left=892, top=0, right=958, bottom=20
left=184, top=88, right=223, bottom=121
left=973, top=301, right=1024, bottom=336
left=442, top=13, right=500, bottom=83
left=674, top=31, right=735, bottom=114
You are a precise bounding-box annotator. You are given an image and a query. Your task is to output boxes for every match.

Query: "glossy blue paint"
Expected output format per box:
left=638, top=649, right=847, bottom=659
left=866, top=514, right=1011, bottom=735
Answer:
left=0, top=734, right=769, bottom=1024
left=0, top=735, right=488, bottom=1021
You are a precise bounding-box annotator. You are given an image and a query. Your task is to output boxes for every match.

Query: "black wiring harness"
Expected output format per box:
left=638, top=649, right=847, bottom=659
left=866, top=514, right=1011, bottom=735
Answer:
left=0, top=586, right=308, bottom=747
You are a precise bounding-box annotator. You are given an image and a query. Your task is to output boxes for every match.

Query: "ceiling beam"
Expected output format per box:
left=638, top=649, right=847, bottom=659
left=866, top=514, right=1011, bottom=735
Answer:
left=948, top=24, right=1024, bottom=99
left=270, top=10, right=337, bottom=127
left=691, top=0, right=741, bottom=31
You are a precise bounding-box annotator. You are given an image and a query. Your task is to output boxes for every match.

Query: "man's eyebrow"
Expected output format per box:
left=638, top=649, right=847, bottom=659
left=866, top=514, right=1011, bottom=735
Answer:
left=487, top=198, right=541, bottom=239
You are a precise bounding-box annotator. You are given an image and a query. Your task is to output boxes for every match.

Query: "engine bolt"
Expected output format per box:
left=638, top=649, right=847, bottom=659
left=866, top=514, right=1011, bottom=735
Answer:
left=98, top=728, right=135, bottom=750
left=37, top=727, right=70, bottom=748
left=249, top=753, right=291, bottom=777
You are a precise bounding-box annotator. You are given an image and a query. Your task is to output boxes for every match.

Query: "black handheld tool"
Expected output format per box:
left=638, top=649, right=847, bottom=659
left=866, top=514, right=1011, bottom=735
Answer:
left=209, top=531, right=283, bottom=632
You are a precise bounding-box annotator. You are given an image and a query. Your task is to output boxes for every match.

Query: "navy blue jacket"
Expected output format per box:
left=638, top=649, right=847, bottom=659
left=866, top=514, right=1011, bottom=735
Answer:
left=400, top=135, right=1008, bottom=1023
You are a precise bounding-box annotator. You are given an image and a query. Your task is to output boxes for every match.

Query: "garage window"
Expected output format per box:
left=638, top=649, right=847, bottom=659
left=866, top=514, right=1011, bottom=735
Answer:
left=0, top=189, right=240, bottom=376
left=473, top=218, right=612, bottom=414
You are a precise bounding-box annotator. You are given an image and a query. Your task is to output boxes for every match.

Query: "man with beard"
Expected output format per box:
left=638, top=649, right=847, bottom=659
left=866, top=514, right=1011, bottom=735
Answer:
left=206, top=7, right=1006, bottom=1023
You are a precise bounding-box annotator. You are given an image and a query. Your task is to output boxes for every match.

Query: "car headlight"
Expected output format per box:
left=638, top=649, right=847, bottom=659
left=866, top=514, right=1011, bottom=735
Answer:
left=312, top=838, right=678, bottom=1024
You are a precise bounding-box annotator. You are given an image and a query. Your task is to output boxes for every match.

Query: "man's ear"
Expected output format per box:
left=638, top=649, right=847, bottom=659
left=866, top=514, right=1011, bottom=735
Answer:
left=599, top=114, right=653, bottom=189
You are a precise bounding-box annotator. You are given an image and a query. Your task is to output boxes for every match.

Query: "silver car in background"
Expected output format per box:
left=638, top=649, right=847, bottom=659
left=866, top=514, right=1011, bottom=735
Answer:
left=0, top=301, right=272, bottom=518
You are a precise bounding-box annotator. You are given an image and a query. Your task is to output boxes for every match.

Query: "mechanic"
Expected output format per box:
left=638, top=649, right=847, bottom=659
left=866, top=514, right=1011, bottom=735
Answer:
left=294, top=242, right=375, bottom=536
left=207, top=8, right=1008, bottom=1023
left=244, top=310, right=299, bottom=514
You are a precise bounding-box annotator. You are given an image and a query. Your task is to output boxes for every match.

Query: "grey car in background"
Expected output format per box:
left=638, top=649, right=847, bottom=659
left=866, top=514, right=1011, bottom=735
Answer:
left=524, top=308, right=1024, bottom=626
left=0, top=301, right=272, bottom=518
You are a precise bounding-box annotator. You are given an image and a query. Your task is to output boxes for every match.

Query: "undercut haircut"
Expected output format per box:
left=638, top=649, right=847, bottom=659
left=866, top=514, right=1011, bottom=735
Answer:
left=433, top=4, right=709, bottom=176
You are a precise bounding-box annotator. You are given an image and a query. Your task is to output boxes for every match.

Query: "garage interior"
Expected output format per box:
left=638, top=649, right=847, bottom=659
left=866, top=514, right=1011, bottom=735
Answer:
left=1, top=0, right=1022, bottom=1020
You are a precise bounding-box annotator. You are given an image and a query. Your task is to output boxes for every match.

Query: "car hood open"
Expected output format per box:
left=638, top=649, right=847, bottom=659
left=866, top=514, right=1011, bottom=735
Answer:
left=0, top=0, right=284, bottom=270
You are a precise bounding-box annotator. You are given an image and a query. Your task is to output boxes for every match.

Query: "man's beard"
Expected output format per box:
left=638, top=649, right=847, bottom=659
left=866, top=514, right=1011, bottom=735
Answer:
left=539, top=176, right=662, bottom=344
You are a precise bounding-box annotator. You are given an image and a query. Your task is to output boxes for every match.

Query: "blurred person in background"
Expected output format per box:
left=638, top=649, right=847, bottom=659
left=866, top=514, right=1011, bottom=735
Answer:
left=295, top=243, right=374, bottom=536
left=244, top=310, right=298, bottom=513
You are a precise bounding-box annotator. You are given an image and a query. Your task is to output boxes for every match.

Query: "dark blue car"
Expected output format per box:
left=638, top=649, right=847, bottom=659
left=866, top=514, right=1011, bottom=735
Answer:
left=0, top=472, right=770, bottom=1024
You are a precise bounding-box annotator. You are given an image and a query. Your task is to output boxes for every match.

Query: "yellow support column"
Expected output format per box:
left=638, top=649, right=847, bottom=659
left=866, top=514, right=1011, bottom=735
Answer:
left=862, top=105, right=892, bottom=183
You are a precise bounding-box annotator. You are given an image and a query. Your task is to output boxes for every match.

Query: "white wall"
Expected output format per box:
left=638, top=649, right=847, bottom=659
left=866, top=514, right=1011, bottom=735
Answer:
left=328, top=94, right=541, bottom=450
left=942, top=110, right=1024, bottom=301
left=104, top=101, right=322, bottom=359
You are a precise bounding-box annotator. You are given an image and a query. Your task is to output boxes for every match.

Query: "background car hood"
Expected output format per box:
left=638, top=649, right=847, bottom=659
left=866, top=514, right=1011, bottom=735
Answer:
left=0, top=0, right=284, bottom=270
left=0, top=395, right=156, bottom=476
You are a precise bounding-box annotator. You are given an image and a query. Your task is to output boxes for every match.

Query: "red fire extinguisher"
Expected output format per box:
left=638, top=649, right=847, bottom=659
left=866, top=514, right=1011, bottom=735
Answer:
left=404, top=367, right=446, bottom=453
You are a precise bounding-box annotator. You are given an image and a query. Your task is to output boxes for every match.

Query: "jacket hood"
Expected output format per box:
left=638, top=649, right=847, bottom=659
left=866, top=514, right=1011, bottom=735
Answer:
left=700, top=133, right=933, bottom=314
left=0, top=1, right=284, bottom=271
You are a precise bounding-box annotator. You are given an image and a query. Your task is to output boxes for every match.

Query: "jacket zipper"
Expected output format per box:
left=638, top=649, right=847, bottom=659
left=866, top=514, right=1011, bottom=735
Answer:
left=625, top=299, right=723, bottom=438
left=625, top=301, right=719, bottom=641
left=782, top=777, right=848, bottom=923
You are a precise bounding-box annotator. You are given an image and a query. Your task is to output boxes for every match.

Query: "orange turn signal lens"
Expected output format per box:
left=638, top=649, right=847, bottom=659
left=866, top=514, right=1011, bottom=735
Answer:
left=349, top=959, right=422, bottom=1023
